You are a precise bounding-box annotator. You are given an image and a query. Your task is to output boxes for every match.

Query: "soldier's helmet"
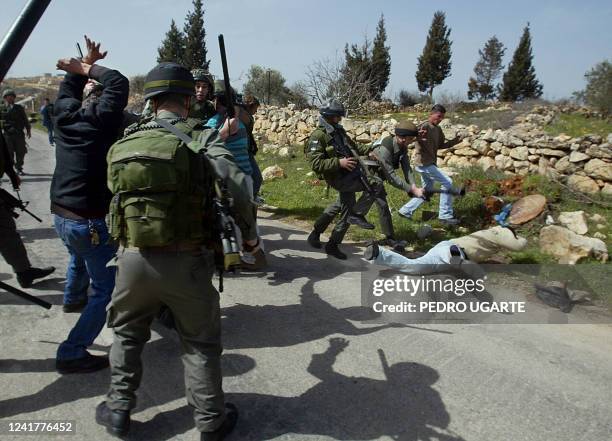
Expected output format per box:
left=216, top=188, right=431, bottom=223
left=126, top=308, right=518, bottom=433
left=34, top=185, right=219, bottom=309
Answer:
left=319, top=100, right=346, bottom=117
left=212, top=80, right=236, bottom=97
left=2, top=89, right=16, bottom=98
left=143, top=62, right=195, bottom=100
left=191, top=69, right=214, bottom=90
left=394, top=120, right=418, bottom=137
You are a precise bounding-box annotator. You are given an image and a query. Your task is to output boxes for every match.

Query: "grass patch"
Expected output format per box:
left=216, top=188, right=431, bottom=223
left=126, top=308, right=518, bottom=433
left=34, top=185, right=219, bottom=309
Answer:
left=544, top=113, right=611, bottom=138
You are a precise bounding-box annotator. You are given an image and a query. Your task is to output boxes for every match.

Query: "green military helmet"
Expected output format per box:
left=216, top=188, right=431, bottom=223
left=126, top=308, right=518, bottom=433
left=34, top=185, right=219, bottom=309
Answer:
left=394, top=120, right=418, bottom=137
left=143, top=62, right=195, bottom=100
left=191, top=68, right=214, bottom=90
left=212, top=80, right=236, bottom=97
left=319, top=100, right=345, bottom=117
left=2, top=89, right=16, bottom=98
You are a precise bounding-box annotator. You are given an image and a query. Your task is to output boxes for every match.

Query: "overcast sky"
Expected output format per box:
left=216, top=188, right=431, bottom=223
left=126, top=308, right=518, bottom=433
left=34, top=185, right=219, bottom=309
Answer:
left=1, top=0, right=611, bottom=100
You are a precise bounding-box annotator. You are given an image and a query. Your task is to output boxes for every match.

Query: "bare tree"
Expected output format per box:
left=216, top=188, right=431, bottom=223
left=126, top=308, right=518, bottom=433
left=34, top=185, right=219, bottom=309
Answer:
left=303, top=52, right=377, bottom=116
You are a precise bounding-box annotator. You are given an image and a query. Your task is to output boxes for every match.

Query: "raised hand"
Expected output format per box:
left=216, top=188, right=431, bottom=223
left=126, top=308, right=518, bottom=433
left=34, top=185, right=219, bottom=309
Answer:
left=82, top=35, right=107, bottom=65
left=56, top=58, right=91, bottom=77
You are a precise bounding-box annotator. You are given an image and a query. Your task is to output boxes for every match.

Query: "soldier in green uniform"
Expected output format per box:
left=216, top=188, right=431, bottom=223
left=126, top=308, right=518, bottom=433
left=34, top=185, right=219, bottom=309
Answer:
left=305, top=100, right=381, bottom=260
left=368, top=120, right=424, bottom=250
left=95, top=63, right=258, bottom=440
left=1, top=89, right=31, bottom=175
left=0, top=132, right=55, bottom=287
left=189, top=68, right=216, bottom=123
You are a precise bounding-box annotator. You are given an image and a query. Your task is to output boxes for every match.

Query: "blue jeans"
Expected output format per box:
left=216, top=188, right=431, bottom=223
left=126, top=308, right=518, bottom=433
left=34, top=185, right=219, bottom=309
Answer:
left=44, top=124, right=54, bottom=145
left=399, top=165, right=455, bottom=220
left=249, top=154, right=263, bottom=196
left=54, top=215, right=117, bottom=360
left=373, top=241, right=465, bottom=275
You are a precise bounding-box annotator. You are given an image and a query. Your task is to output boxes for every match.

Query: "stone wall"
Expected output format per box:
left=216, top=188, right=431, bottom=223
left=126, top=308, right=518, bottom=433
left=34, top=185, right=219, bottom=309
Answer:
left=253, top=104, right=612, bottom=196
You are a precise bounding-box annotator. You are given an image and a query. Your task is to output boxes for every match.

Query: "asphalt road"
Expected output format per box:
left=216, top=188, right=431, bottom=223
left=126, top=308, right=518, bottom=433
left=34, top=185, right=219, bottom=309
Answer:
left=1, top=130, right=611, bottom=441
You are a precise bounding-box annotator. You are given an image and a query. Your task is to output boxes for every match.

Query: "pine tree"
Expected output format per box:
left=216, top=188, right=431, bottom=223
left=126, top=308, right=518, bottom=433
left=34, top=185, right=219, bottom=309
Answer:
left=467, top=36, right=506, bottom=101
left=416, top=11, right=452, bottom=99
left=371, top=14, right=391, bottom=100
left=183, top=0, right=209, bottom=70
left=499, top=24, right=543, bottom=101
left=157, top=19, right=185, bottom=65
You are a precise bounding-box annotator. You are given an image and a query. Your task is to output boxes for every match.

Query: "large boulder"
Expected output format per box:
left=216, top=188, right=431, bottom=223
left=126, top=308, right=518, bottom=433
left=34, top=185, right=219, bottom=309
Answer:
left=584, top=158, right=612, bottom=181
left=262, top=165, right=286, bottom=181
left=477, top=156, right=496, bottom=171
left=567, top=175, right=600, bottom=194
left=539, top=226, right=608, bottom=264
left=508, top=194, right=547, bottom=225
left=557, top=211, right=589, bottom=235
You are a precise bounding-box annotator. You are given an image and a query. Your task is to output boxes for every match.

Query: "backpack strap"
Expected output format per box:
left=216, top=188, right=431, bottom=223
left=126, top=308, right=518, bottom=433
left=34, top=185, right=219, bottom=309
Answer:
left=154, top=118, right=193, bottom=145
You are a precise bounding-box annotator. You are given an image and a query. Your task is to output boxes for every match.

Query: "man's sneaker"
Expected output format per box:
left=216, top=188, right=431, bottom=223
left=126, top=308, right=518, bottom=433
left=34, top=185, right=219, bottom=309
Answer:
left=439, top=218, right=460, bottom=226
left=307, top=231, right=322, bottom=249
left=364, top=241, right=380, bottom=261
left=16, top=266, right=56, bottom=288
left=347, top=215, right=375, bottom=230
left=56, top=353, right=109, bottom=375
left=201, top=403, right=238, bottom=441
left=240, top=248, right=267, bottom=271
left=325, top=242, right=347, bottom=260
left=18, top=170, right=25, bottom=176
left=62, top=298, right=88, bottom=313
left=95, top=401, right=131, bottom=437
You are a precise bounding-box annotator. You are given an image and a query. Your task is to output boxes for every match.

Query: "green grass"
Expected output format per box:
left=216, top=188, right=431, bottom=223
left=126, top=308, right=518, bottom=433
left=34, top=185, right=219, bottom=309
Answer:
left=544, top=113, right=612, bottom=138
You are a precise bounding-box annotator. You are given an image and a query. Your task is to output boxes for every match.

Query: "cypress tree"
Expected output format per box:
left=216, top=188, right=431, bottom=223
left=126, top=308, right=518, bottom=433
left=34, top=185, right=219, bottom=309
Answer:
left=371, top=14, right=391, bottom=100
left=416, top=11, right=452, bottom=99
left=467, top=36, right=506, bottom=101
left=183, top=0, right=210, bottom=70
left=499, top=24, right=543, bottom=101
left=157, top=19, right=185, bottom=65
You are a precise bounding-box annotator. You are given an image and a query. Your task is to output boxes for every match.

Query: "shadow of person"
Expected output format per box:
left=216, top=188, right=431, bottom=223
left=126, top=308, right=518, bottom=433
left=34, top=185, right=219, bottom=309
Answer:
left=225, top=338, right=465, bottom=441
left=18, top=227, right=58, bottom=242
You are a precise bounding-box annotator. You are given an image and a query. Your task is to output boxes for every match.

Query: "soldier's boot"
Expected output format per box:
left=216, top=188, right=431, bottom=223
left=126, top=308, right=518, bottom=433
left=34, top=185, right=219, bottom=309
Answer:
left=364, top=241, right=380, bottom=261
left=307, top=230, right=322, bottom=249
left=95, top=401, right=130, bottom=437
left=201, top=403, right=238, bottom=441
left=16, top=266, right=56, bottom=288
left=325, top=242, right=347, bottom=260
left=347, top=214, right=375, bottom=230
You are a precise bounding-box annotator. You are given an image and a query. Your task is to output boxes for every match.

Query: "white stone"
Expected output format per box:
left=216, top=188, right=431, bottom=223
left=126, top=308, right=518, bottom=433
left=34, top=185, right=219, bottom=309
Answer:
left=567, top=175, right=600, bottom=194
left=477, top=157, right=496, bottom=171
left=601, top=183, right=612, bottom=196
left=558, top=211, right=589, bottom=235
left=584, top=158, right=612, bottom=181
left=262, top=165, right=286, bottom=181
left=569, top=151, right=590, bottom=163
left=495, top=154, right=514, bottom=170
left=510, top=146, right=529, bottom=161
left=539, top=226, right=608, bottom=264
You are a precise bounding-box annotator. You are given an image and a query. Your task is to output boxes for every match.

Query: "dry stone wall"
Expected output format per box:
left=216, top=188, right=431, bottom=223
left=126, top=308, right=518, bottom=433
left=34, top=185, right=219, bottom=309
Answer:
left=253, top=105, right=611, bottom=196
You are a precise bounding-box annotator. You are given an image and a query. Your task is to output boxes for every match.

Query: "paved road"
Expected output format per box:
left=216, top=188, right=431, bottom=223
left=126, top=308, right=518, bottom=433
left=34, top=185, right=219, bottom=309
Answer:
left=1, top=131, right=611, bottom=441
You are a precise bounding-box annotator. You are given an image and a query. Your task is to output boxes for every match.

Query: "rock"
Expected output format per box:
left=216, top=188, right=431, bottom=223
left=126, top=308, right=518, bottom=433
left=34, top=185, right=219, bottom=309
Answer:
left=477, top=157, right=496, bottom=171
left=482, top=129, right=496, bottom=142
left=596, top=224, right=606, bottom=230
left=585, top=134, right=602, bottom=144
left=546, top=215, right=555, bottom=225
left=490, top=141, right=503, bottom=152
left=509, top=194, right=547, bottom=225
left=306, top=171, right=315, bottom=177
left=593, top=232, right=607, bottom=240
left=446, top=155, right=472, bottom=168
left=554, top=156, right=574, bottom=173
left=472, top=139, right=490, bottom=155
left=567, top=175, right=600, bottom=194
left=454, top=147, right=480, bottom=156
left=262, top=165, right=286, bottom=181
left=539, top=226, right=608, bottom=264
left=278, top=147, right=293, bottom=158
left=608, top=133, right=612, bottom=144
left=584, top=158, right=612, bottom=181
left=558, top=211, right=589, bottom=235
left=510, top=146, right=529, bottom=161
left=507, top=135, right=524, bottom=147
left=356, top=133, right=372, bottom=143
left=569, top=151, right=590, bottom=163
left=261, top=144, right=280, bottom=155
left=589, top=213, right=606, bottom=223
left=554, top=134, right=572, bottom=143
left=601, top=183, right=612, bottom=196
left=495, top=154, right=514, bottom=170
left=585, top=144, right=612, bottom=160
left=538, top=148, right=567, bottom=157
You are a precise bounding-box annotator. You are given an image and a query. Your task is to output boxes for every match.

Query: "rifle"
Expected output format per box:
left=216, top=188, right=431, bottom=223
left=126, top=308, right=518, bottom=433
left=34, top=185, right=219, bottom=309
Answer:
left=218, top=34, right=235, bottom=119
left=0, top=187, right=42, bottom=222
left=0, top=280, right=51, bottom=309
left=341, top=136, right=387, bottom=206
left=421, top=186, right=466, bottom=202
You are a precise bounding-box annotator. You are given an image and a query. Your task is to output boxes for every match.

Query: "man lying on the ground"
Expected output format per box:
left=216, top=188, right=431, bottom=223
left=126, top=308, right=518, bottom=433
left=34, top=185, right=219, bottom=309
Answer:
left=364, top=226, right=527, bottom=276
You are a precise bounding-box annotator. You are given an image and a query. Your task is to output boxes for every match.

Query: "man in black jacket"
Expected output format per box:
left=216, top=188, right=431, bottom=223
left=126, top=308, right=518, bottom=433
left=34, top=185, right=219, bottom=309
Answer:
left=50, top=36, right=129, bottom=374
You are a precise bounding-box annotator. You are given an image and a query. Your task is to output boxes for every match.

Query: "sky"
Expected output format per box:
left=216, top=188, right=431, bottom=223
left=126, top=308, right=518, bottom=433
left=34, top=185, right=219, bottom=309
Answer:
left=1, top=0, right=611, bottom=101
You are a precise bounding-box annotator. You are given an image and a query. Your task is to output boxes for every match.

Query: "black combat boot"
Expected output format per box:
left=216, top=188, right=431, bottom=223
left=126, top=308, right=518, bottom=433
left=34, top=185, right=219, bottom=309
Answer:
left=16, top=266, right=56, bottom=288
left=364, top=241, right=380, bottom=261
left=95, top=401, right=131, bottom=437
left=347, top=214, right=375, bottom=230
left=325, top=242, right=347, bottom=260
left=382, top=236, right=407, bottom=253
left=201, top=403, right=238, bottom=441
left=307, top=230, right=322, bottom=249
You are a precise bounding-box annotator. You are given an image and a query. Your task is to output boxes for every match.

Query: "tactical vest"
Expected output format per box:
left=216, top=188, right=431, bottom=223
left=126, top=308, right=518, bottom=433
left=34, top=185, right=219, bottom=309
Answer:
left=380, top=135, right=401, bottom=169
left=107, top=120, right=211, bottom=247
